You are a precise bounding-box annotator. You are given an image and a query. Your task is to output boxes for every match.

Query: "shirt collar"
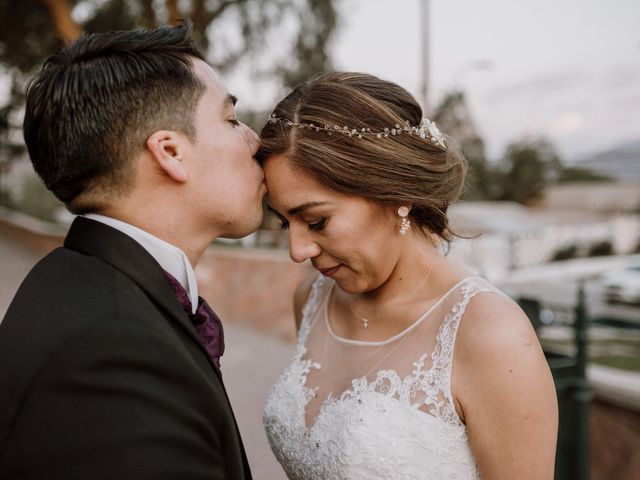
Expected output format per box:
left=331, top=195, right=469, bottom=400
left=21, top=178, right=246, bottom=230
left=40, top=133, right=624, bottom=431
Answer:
left=83, top=213, right=199, bottom=313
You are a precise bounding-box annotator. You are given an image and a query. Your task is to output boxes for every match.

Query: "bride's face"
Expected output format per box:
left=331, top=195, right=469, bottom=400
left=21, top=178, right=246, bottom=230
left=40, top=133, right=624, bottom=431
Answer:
left=264, top=154, right=404, bottom=293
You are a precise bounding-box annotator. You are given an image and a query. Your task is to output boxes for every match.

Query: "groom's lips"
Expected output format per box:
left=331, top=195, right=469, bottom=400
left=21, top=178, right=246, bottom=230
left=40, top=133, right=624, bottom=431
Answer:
left=318, top=265, right=342, bottom=277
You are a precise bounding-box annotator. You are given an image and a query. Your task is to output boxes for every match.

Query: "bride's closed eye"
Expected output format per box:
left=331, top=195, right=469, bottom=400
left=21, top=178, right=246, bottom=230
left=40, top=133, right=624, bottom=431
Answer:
left=278, top=218, right=327, bottom=231
left=308, top=218, right=327, bottom=231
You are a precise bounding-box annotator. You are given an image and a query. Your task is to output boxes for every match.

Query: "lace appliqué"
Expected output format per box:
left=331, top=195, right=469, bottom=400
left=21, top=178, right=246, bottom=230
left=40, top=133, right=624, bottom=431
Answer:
left=264, top=277, right=497, bottom=479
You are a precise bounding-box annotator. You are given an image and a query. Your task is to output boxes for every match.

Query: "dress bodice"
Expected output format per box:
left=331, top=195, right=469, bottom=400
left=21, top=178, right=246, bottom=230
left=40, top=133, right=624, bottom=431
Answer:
left=264, top=275, right=503, bottom=479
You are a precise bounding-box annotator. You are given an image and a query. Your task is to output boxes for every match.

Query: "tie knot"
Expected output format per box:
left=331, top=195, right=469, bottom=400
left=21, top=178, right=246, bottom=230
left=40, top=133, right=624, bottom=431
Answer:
left=163, top=270, right=193, bottom=313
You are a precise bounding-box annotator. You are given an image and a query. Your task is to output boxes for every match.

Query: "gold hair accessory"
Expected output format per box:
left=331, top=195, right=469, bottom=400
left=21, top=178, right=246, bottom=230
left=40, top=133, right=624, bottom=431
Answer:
left=267, top=114, right=446, bottom=150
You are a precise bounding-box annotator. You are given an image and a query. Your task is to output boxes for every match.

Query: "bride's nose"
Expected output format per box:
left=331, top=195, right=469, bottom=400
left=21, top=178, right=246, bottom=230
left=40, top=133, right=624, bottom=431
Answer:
left=289, top=225, right=321, bottom=264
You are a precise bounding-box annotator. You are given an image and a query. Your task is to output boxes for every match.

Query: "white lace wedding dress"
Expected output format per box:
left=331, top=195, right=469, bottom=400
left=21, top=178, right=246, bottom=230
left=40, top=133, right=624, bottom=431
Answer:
left=264, top=275, right=503, bottom=480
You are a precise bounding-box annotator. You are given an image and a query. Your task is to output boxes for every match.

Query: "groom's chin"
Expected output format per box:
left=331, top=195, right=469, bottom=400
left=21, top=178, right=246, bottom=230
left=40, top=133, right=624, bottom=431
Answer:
left=220, top=211, right=264, bottom=240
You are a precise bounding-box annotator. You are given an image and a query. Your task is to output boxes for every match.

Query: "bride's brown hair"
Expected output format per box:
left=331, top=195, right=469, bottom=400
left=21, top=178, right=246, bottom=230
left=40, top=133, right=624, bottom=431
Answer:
left=257, top=72, right=467, bottom=244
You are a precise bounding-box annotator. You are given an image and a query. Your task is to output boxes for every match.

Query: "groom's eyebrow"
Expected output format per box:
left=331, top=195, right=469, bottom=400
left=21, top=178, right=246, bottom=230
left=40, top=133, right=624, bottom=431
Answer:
left=223, top=93, right=238, bottom=108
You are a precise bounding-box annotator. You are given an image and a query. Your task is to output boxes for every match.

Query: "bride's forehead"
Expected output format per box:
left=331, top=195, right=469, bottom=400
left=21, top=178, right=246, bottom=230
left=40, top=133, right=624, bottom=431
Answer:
left=265, top=157, right=328, bottom=193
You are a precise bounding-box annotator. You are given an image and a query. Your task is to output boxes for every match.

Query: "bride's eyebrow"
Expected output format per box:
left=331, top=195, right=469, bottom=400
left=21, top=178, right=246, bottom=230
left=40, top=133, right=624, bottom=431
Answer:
left=267, top=201, right=331, bottom=219
left=286, top=201, right=330, bottom=216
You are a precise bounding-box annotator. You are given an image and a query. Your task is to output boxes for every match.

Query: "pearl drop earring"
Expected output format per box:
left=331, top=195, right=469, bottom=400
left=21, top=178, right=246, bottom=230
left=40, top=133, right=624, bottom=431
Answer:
left=398, top=206, right=411, bottom=236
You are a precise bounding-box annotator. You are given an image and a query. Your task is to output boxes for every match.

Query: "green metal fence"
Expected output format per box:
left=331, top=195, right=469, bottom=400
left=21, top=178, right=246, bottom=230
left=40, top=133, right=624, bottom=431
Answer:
left=518, top=284, right=591, bottom=480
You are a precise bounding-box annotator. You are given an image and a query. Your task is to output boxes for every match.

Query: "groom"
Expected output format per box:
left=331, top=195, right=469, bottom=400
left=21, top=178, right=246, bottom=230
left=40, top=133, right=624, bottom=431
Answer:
left=0, top=22, right=264, bottom=479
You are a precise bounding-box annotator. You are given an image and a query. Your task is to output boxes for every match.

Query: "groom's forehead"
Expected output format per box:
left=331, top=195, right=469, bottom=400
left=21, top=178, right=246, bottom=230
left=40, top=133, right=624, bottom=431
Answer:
left=192, top=58, right=230, bottom=105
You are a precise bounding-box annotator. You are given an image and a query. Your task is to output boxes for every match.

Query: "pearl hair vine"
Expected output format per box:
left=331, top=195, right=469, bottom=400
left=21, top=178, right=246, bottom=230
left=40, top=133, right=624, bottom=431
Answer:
left=267, top=114, right=447, bottom=150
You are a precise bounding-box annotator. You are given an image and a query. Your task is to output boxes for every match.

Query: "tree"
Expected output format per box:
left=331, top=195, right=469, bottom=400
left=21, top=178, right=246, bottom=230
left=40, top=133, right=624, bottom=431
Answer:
left=497, top=138, right=562, bottom=205
left=557, top=165, right=614, bottom=183
left=0, top=0, right=340, bottom=205
left=432, top=90, right=499, bottom=200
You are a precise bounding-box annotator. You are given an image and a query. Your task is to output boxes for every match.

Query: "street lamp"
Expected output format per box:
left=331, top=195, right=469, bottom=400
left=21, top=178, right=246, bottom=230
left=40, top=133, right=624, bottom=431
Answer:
left=420, top=0, right=430, bottom=115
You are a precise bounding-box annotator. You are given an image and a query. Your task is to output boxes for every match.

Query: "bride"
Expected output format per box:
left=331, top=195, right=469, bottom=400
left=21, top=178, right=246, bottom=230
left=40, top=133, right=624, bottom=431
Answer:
left=257, top=72, right=557, bottom=479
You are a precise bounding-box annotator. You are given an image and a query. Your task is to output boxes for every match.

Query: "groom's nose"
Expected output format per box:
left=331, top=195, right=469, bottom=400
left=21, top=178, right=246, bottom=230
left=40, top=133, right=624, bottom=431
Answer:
left=243, top=124, right=260, bottom=157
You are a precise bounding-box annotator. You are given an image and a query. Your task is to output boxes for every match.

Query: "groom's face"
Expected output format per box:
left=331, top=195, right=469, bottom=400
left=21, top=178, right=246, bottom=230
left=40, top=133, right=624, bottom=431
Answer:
left=186, top=59, right=266, bottom=238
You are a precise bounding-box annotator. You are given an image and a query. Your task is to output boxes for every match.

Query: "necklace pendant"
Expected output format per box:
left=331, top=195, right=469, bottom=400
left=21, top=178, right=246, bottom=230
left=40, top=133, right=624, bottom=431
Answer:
left=362, top=318, right=369, bottom=329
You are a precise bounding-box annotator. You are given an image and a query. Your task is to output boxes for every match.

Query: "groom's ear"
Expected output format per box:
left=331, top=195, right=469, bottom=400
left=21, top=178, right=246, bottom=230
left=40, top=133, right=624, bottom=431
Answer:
left=145, top=130, right=189, bottom=183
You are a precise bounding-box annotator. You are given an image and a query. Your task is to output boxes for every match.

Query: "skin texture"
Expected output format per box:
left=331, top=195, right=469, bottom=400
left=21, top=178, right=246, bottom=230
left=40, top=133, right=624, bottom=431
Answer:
left=102, top=57, right=265, bottom=266
left=265, top=153, right=558, bottom=479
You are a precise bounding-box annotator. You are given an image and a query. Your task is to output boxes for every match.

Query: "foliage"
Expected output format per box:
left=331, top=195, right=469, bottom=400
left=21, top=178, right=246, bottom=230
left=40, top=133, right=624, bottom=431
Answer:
left=551, top=244, right=579, bottom=261
left=432, top=90, right=500, bottom=200
left=276, top=0, right=338, bottom=89
left=497, top=138, right=562, bottom=205
left=0, top=0, right=340, bottom=212
left=587, top=240, right=613, bottom=257
left=557, top=165, right=614, bottom=183
left=14, top=173, right=65, bottom=222
left=0, top=0, right=340, bottom=78
left=431, top=91, right=616, bottom=205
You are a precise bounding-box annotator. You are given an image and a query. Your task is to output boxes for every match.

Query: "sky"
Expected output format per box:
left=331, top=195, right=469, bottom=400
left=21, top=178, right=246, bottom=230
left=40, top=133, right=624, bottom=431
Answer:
left=334, top=0, right=640, bottom=161
left=3, top=1, right=638, bottom=163
left=232, top=0, right=640, bottom=162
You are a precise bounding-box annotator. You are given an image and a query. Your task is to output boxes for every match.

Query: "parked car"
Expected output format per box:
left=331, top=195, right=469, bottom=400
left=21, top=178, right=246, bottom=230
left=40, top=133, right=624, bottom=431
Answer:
left=597, top=263, right=640, bottom=305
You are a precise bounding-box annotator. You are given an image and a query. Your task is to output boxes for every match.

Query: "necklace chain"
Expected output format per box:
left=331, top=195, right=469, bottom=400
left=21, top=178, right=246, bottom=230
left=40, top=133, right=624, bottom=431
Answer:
left=347, top=264, right=435, bottom=329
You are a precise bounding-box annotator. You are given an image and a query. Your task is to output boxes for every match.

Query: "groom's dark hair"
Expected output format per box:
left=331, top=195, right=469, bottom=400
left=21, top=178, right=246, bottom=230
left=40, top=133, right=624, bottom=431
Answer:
left=23, top=21, right=205, bottom=213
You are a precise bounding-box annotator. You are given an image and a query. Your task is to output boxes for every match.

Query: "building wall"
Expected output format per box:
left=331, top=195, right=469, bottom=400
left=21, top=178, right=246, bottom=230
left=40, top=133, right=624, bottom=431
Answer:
left=196, top=246, right=312, bottom=342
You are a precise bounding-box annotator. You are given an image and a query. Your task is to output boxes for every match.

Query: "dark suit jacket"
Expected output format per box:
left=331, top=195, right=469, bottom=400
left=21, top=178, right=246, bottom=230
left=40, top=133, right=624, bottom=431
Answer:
left=0, top=217, right=252, bottom=479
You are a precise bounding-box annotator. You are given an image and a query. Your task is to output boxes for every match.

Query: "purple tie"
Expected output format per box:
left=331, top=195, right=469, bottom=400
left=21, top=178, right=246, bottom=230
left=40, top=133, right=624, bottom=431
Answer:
left=163, top=271, right=225, bottom=369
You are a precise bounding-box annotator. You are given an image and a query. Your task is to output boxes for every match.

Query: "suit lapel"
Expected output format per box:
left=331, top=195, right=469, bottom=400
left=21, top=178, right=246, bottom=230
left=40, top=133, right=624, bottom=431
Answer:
left=63, top=216, right=223, bottom=381
left=63, top=217, right=251, bottom=477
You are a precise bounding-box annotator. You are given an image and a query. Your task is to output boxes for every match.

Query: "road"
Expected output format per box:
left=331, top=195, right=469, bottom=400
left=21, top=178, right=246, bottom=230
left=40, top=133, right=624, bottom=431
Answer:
left=0, top=232, right=291, bottom=480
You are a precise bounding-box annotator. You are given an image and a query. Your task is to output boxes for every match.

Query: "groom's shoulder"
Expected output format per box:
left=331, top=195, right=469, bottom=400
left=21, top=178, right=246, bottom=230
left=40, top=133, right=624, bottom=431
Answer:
left=4, top=245, right=156, bottom=330
left=16, top=245, right=130, bottom=300
left=0, top=245, right=176, bottom=398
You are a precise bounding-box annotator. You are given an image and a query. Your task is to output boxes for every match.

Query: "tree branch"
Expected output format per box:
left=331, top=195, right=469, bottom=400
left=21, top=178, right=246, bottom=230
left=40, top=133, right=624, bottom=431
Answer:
left=166, top=0, right=180, bottom=25
left=39, top=0, right=83, bottom=43
left=141, top=0, right=157, bottom=28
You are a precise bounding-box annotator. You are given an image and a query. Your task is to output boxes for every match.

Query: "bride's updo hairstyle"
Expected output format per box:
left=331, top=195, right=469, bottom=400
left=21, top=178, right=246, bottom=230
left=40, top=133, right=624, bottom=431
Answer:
left=257, top=72, right=467, bottom=244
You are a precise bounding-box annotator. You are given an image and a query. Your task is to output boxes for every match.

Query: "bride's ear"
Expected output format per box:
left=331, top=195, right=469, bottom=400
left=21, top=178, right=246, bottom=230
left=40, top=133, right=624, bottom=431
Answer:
left=145, top=130, right=189, bottom=183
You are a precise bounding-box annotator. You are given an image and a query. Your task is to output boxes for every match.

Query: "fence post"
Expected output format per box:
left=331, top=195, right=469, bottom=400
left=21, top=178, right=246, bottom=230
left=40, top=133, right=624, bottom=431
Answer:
left=574, top=282, right=592, bottom=480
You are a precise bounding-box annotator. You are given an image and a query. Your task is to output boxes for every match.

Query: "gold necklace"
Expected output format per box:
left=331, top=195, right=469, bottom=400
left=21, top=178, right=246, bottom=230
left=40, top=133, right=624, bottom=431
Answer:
left=347, top=264, right=435, bottom=329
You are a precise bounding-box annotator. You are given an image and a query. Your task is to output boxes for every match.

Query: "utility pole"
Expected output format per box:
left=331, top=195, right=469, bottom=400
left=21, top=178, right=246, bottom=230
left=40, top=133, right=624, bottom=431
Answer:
left=420, top=0, right=430, bottom=116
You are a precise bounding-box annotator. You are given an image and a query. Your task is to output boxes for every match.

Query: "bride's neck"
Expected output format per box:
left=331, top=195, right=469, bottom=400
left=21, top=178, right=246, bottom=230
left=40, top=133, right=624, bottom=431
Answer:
left=360, top=233, right=441, bottom=306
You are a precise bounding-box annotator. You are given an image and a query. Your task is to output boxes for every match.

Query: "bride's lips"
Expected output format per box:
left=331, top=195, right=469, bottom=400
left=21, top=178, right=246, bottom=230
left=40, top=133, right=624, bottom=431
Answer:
left=318, top=265, right=342, bottom=277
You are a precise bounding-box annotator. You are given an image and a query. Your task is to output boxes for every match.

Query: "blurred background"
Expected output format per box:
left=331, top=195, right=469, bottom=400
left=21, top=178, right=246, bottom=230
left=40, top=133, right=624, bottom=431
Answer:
left=0, top=1, right=638, bottom=479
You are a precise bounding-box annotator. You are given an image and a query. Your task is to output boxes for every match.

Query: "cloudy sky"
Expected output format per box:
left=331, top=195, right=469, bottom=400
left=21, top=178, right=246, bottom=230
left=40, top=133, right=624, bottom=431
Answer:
left=326, top=0, right=640, bottom=161
left=4, top=1, right=638, bottom=163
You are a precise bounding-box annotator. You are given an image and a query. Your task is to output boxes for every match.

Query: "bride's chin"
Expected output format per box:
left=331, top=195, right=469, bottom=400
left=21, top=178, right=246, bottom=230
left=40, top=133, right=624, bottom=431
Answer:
left=334, top=277, right=367, bottom=295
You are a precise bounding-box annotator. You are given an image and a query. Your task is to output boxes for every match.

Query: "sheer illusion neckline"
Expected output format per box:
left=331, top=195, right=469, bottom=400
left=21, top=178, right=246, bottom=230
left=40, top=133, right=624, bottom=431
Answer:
left=323, top=276, right=479, bottom=347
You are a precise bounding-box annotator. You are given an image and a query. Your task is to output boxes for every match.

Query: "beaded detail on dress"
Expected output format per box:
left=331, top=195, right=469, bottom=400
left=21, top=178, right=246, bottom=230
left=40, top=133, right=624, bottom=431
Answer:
left=264, top=276, right=503, bottom=479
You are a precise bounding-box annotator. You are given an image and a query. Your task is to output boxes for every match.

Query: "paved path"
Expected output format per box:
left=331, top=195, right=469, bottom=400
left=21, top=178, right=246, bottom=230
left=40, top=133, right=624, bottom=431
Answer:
left=0, top=232, right=291, bottom=479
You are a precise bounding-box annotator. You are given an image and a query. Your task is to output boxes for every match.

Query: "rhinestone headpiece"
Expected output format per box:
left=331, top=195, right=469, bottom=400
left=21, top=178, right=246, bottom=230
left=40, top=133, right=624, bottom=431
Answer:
left=267, top=114, right=447, bottom=150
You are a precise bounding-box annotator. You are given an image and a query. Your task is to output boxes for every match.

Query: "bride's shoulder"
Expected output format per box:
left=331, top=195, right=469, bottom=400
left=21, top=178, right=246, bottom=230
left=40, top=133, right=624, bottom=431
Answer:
left=293, top=271, right=322, bottom=332
left=454, top=281, right=541, bottom=366
left=458, top=280, right=532, bottom=334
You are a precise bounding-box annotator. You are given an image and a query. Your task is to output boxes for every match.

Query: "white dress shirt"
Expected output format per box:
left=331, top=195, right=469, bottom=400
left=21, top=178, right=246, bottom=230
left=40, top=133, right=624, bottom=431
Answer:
left=83, top=213, right=199, bottom=313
